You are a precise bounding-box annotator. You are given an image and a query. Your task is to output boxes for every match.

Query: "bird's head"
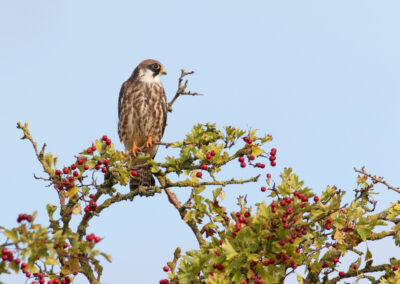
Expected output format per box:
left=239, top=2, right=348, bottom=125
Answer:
left=133, top=59, right=167, bottom=84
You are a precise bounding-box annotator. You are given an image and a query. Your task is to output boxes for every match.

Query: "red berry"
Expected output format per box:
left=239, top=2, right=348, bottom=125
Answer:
left=240, top=162, right=246, bottom=168
left=333, top=257, right=339, bottom=263
left=63, top=243, right=69, bottom=249
left=261, top=186, right=266, bottom=192
left=236, top=222, right=241, bottom=231
left=71, top=164, right=77, bottom=170
left=302, top=196, right=308, bottom=202
left=26, top=271, right=31, bottom=277
left=131, top=170, right=138, bottom=176
left=73, top=171, right=79, bottom=177
left=91, top=146, right=96, bottom=152
left=106, top=139, right=112, bottom=146
left=94, top=236, right=101, bottom=243
left=266, top=173, right=271, bottom=179
left=63, top=168, right=69, bottom=174
left=244, top=212, right=250, bottom=218
left=39, top=279, right=45, bottom=284
left=68, top=176, right=74, bottom=182
left=269, top=155, right=276, bottom=161
left=102, top=135, right=108, bottom=141
left=87, top=148, right=92, bottom=154
left=327, top=218, right=333, bottom=224
left=77, top=158, right=83, bottom=165
left=15, top=258, right=21, bottom=264
left=201, top=164, right=207, bottom=170
left=271, top=202, right=276, bottom=208
left=259, top=163, right=265, bottom=168
left=248, top=155, right=255, bottom=160
left=314, top=196, right=319, bottom=202
left=243, top=136, right=249, bottom=142
left=280, top=200, right=286, bottom=207
left=322, top=261, right=329, bottom=268
left=238, top=157, right=245, bottom=163
left=196, top=172, right=202, bottom=178
left=89, top=194, right=95, bottom=199
left=84, top=164, right=89, bottom=170
left=270, top=148, right=277, bottom=156
left=55, top=170, right=61, bottom=175
left=325, top=224, right=331, bottom=230
left=353, top=264, right=357, bottom=270
left=339, top=271, right=345, bottom=277
left=271, top=161, right=276, bottom=167
left=393, top=265, right=398, bottom=271
left=206, top=153, right=212, bottom=159
left=101, top=168, right=107, bottom=173
left=235, top=212, right=241, bottom=218
left=103, top=159, right=109, bottom=166
left=210, top=150, right=216, bottom=156
left=95, top=164, right=100, bottom=170
left=86, top=234, right=94, bottom=242
left=163, top=266, right=169, bottom=272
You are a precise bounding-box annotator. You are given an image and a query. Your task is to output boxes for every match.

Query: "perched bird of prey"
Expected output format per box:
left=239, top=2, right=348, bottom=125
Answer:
left=118, top=59, right=168, bottom=190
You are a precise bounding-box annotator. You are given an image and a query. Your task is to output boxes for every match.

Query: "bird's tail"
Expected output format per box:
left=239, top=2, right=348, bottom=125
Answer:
left=130, top=166, right=155, bottom=191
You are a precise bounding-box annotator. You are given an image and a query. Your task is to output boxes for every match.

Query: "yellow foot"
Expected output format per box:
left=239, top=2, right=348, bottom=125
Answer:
left=146, top=137, right=159, bottom=148
left=127, top=142, right=142, bottom=157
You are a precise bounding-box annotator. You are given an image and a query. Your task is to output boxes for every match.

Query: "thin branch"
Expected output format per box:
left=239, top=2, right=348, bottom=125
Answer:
left=168, top=69, right=202, bottom=112
left=166, top=175, right=260, bottom=188
left=354, top=167, right=400, bottom=194
left=164, top=188, right=205, bottom=247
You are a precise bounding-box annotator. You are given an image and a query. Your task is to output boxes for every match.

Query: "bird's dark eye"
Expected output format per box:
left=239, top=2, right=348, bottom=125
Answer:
left=152, top=63, right=160, bottom=70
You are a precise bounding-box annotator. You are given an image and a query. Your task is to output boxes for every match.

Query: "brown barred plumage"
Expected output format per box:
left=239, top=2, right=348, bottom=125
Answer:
left=118, top=59, right=167, bottom=190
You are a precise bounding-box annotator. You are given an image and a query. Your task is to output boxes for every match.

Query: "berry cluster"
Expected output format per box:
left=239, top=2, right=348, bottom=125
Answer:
left=232, top=211, right=250, bottom=236
left=85, top=233, right=101, bottom=243
left=159, top=280, right=170, bottom=284
left=17, top=213, right=32, bottom=223
left=84, top=199, right=97, bottom=213
left=0, top=248, right=76, bottom=284
left=1, top=248, right=15, bottom=262
left=54, top=135, right=113, bottom=193
left=269, top=148, right=277, bottom=167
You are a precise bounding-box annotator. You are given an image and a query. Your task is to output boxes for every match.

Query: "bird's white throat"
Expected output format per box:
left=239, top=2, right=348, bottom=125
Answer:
left=138, top=69, right=162, bottom=84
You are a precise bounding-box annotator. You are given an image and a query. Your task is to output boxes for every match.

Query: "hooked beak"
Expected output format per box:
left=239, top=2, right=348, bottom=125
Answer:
left=161, top=66, right=167, bottom=75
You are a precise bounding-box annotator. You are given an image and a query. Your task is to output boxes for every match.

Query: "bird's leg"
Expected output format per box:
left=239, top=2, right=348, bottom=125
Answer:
left=127, top=141, right=142, bottom=157
left=145, top=137, right=159, bottom=148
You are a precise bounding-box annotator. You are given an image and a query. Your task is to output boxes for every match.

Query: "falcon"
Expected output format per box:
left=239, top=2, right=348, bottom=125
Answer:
left=118, top=59, right=168, bottom=190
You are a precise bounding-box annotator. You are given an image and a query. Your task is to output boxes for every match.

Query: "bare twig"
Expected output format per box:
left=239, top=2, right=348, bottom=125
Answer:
left=168, top=69, right=202, bottom=112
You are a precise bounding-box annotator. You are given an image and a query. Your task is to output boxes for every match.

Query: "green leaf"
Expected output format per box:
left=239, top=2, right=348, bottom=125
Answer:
left=45, top=256, right=59, bottom=265
left=72, top=203, right=82, bottom=215
left=222, top=242, right=238, bottom=260
left=365, top=248, right=372, bottom=260
left=65, top=187, right=79, bottom=198
left=44, top=153, right=53, bottom=169
left=3, top=229, right=18, bottom=242
left=357, top=227, right=371, bottom=241
left=100, top=252, right=113, bottom=262
left=46, top=204, right=58, bottom=220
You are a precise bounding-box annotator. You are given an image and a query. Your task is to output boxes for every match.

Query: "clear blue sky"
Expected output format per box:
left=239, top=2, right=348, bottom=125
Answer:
left=1, top=1, right=399, bottom=283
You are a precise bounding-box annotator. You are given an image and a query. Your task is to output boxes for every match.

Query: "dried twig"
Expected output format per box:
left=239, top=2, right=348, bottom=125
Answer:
left=168, top=69, right=202, bottom=112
